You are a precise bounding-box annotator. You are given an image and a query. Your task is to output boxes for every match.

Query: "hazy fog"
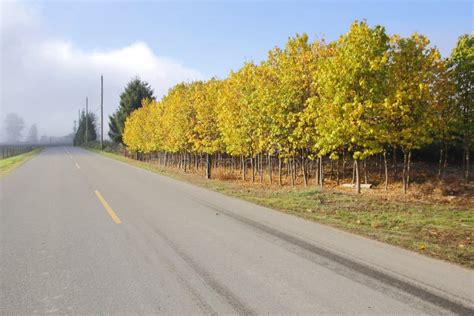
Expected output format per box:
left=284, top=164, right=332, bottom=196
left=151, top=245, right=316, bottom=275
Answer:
left=0, top=2, right=202, bottom=141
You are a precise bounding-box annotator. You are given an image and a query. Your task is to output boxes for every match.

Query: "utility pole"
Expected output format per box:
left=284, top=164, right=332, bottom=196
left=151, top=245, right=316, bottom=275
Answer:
left=85, top=97, right=88, bottom=145
left=100, top=75, right=103, bottom=149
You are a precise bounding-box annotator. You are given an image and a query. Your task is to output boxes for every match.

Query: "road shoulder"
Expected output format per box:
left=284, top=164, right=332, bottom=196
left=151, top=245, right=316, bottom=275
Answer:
left=0, top=148, right=42, bottom=178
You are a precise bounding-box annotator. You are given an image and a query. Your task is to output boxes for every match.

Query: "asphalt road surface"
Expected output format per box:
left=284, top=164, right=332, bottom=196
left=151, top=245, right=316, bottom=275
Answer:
left=1, top=147, right=473, bottom=315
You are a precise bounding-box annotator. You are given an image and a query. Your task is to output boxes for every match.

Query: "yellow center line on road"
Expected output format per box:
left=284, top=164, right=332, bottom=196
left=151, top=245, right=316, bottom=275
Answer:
left=75, top=163, right=81, bottom=169
left=94, top=190, right=122, bottom=224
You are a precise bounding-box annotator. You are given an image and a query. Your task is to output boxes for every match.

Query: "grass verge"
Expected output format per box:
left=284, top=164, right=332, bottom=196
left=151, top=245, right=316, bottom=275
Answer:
left=0, top=148, right=42, bottom=177
left=88, top=147, right=473, bottom=268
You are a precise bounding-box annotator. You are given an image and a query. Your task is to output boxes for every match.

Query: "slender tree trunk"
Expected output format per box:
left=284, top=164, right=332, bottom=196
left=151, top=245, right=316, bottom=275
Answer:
left=206, top=153, right=211, bottom=179
left=242, top=156, right=246, bottom=181
left=363, top=159, right=368, bottom=184
left=378, top=153, right=382, bottom=178
left=438, top=145, right=444, bottom=179
left=268, top=153, right=273, bottom=184
left=278, top=156, right=282, bottom=186
left=184, top=151, right=188, bottom=173
left=393, top=146, right=398, bottom=180
left=383, top=150, right=388, bottom=191
left=463, top=148, right=466, bottom=172
left=302, top=152, right=308, bottom=187
left=402, top=151, right=408, bottom=194
left=352, top=160, right=356, bottom=184
left=443, top=144, right=448, bottom=171
left=294, top=156, right=298, bottom=184
left=407, top=151, right=411, bottom=189
left=259, top=154, right=263, bottom=183
left=465, top=147, right=470, bottom=183
left=329, top=160, right=334, bottom=180
left=290, top=156, right=295, bottom=187
left=355, top=159, right=360, bottom=194
left=251, top=156, right=255, bottom=182
left=319, top=156, right=324, bottom=189
left=315, top=158, right=320, bottom=186
left=342, top=150, right=346, bottom=181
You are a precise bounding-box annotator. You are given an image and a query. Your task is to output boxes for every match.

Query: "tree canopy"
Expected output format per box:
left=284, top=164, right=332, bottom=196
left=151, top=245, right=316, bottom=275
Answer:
left=108, top=78, right=154, bottom=143
left=119, top=22, right=472, bottom=189
left=3, top=113, right=24, bottom=143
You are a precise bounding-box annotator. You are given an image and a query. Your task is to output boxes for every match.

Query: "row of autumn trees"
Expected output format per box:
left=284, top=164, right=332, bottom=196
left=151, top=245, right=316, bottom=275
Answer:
left=116, top=22, right=471, bottom=193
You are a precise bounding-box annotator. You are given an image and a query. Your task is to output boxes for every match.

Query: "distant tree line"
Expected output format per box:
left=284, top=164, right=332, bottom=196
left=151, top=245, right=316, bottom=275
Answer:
left=107, top=22, right=471, bottom=193
left=2, top=113, right=39, bottom=144
left=73, top=110, right=97, bottom=146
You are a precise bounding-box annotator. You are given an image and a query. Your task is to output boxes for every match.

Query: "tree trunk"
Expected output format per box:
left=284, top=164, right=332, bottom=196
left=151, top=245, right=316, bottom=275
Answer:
left=302, top=152, right=308, bottom=187
left=465, top=147, right=470, bottom=183
left=259, top=154, right=263, bottom=183
left=290, top=156, right=295, bottom=187
left=383, top=150, right=388, bottom=191
left=242, top=156, right=246, bottom=181
left=407, top=151, right=411, bottom=189
left=184, top=151, right=187, bottom=173
left=342, top=150, right=346, bottom=181
left=443, top=144, right=448, bottom=171
left=319, top=156, right=324, bottom=189
left=378, top=153, right=382, bottom=177
left=278, top=156, right=282, bottom=186
left=206, top=153, right=211, bottom=179
left=355, top=159, right=360, bottom=194
left=402, top=151, right=408, bottom=194
left=438, top=146, right=443, bottom=179
left=329, top=160, right=334, bottom=180
left=336, top=158, right=340, bottom=185
left=393, top=146, right=398, bottom=180
left=352, top=160, right=356, bottom=184
left=315, top=158, right=320, bottom=186
left=251, top=156, right=255, bottom=182
left=363, top=159, right=368, bottom=184
left=268, top=153, right=273, bottom=184
left=462, top=145, right=470, bottom=183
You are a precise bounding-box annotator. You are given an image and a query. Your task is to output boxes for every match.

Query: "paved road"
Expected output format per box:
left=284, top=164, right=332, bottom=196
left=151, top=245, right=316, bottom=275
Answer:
left=1, top=147, right=473, bottom=315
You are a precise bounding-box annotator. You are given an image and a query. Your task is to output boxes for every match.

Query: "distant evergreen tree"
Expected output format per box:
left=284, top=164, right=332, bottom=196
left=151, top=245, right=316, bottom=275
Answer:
left=74, top=111, right=97, bottom=146
left=108, top=77, right=154, bottom=143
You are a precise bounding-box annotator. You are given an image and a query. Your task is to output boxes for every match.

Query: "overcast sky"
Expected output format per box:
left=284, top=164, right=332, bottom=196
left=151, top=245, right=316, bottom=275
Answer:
left=0, top=0, right=472, bottom=140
